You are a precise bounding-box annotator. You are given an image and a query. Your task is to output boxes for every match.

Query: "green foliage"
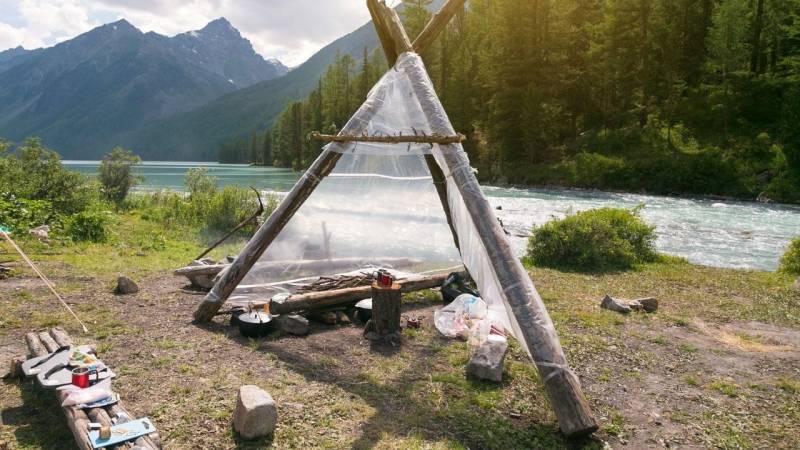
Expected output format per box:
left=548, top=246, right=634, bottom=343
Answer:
left=779, top=237, right=800, bottom=275
left=0, top=138, right=88, bottom=213
left=526, top=207, right=659, bottom=272
left=99, top=147, right=141, bottom=204
left=185, top=167, right=218, bottom=197
left=0, top=194, right=55, bottom=233
left=65, top=210, right=110, bottom=243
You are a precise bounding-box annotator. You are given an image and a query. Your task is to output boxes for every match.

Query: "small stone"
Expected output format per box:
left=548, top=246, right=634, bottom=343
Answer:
left=233, top=385, right=277, bottom=440
left=309, top=311, right=338, bottom=325
left=601, top=295, right=631, bottom=314
left=637, top=297, right=659, bottom=313
left=276, top=315, right=310, bottom=336
left=114, top=276, right=139, bottom=295
left=336, top=311, right=351, bottom=325
left=466, top=336, right=508, bottom=382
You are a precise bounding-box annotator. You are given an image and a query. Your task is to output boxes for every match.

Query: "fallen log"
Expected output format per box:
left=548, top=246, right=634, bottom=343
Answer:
left=270, top=272, right=451, bottom=315
left=176, top=256, right=423, bottom=278
left=25, top=332, right=47, bottom=358
left=38, top=331, right=60, bottom=353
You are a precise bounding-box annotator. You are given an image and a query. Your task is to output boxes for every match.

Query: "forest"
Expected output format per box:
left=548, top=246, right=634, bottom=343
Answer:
left=219, top=0, right=800, bottom=203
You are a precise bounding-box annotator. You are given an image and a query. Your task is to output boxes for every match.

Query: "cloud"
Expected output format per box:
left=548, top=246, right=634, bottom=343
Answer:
left=0, top=0, right=375, bottom=66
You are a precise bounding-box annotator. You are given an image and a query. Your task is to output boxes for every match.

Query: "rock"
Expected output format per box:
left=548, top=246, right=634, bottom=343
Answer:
left=466, top=336, right=508, bottom=382
left=601, top=295, right=631, bottom=314
left=276, top=315, right=309, bottom=336
left=28, top=225, right=50, bottom=243
left=308, top=311, right=338, bottom=325
left=637, top=297, right=659, bottom=313
left=114, top=276, right=139, bottom=295
left=233, top=385, right=277, bottom=440
left=336, top=311, right=351, bottom=325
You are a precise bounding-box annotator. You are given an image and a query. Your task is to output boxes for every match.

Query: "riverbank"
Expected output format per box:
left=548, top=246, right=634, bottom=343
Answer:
left=1, top=214, right=798, bottom=449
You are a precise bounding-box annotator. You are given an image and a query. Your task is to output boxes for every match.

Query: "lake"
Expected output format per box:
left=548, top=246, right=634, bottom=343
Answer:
left=64, top=161, right=800, bottom=272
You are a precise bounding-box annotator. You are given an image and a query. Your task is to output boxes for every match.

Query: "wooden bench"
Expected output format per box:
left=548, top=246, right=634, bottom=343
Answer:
left=15, top=328, right=162, bottom=450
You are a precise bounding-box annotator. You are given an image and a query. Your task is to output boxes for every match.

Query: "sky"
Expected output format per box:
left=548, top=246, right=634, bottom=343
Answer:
left=0, top=0, right=402, bottom=66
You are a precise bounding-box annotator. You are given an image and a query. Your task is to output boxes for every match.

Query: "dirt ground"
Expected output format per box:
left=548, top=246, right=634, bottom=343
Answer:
left=1, top=260, right=799, bottom=449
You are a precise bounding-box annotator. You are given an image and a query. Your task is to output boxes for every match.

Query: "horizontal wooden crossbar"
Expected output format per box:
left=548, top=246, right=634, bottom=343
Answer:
left=308, top=131, right=466, bottom=145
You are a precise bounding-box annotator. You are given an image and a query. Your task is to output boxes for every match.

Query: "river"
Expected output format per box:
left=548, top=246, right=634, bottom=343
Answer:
left=64, top=161, right=800, bottom=272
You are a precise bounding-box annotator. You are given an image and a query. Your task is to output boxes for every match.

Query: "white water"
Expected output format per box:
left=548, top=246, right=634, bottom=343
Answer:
left=64, top=161, right=800, bottom=271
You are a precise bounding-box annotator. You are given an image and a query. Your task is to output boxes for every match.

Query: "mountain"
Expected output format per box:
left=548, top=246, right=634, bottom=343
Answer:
left=126, top=20, right=382, bottom=160
left=0, top=18, right=287, bottom=159
left=126, top=0, right=446, bottom=161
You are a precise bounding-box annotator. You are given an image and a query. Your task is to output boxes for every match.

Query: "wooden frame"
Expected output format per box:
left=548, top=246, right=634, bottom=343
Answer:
left=194, top=0, right=598, bottom=437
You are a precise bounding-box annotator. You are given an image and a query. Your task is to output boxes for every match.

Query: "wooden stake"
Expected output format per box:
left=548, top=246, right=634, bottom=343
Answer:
left=413, top=0, right=467, bottom=54
left=401, top=54, right=598, bottom=437
left=195, top=57, right=396, bottom=322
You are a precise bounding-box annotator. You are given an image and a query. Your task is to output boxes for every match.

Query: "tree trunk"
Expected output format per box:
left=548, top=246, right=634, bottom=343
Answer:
left=750, top=0, right=765, bottom=74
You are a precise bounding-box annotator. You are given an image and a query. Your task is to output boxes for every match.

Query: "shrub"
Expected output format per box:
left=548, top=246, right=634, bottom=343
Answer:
left=526, top=207, right=658, bottom=272
left=185, top=167, right=218, bottom=197
left=0, top=193, right=56, bottom=233
left=99, top=147, right=141, bottom=204
left=0, top=138, right=87, bottom=213
left=779, top=237, right=800, bottom=275
left=66, top=210, right=110, bottom=242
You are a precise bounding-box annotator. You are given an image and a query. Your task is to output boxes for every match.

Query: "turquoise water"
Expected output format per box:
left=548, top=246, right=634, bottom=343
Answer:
left=64, top=161, right=800, bottom=271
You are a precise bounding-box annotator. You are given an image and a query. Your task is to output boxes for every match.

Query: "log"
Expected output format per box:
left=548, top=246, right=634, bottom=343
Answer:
left=25, top=332, right=47, bottom=358
left=195, top=51, right=397, bottom=322
left=308, top=131, right=466, bottom=145
left=370, top=282, right=402, bottom=335
left=178, top=257, right=422, bottom=279
left=57, top=390, right=94, bottom=450
left=38, top=331, right=60, bottom=353
left=401, top=54, right=598, bottom=437
left=270, top=272, right=452, bottom=315
left=377, top=1, right=413, bottom=54
left=49, top=327, right=73, bottom=348
left=412, top=0, right=467, bottom=54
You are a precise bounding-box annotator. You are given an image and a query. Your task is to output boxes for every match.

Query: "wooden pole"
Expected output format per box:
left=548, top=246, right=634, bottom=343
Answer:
left=401, top=54, right=598, bottom=437
left=269, top=272, right=452, bottom=315
left=425, top=154, right=460, bottom=252
left=376, top=1, right=413, bottom=54
left=308, top=131, right=466, bottom=145
left=195, top=60, right=396, bottom=322
left=367, top=0, right=398, bottom=65
left=412, top=0, right=467, bottom=54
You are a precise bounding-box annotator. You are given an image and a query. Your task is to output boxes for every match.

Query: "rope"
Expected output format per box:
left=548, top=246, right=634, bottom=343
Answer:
left=0, top=230, right=89, bottom=333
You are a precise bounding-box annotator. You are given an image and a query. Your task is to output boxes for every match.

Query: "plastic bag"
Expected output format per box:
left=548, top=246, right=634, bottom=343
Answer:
left=434, top=294, right=487, bottom=339
left=59, top=377, right=113, bottom=407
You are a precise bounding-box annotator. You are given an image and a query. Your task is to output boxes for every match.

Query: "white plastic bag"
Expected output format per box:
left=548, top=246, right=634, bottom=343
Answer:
left=59, top=377, right=113, bottom=407
left=434, top=294, right=487, bottom=339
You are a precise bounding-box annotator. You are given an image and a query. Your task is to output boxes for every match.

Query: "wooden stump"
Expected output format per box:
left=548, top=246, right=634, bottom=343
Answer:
left=364, top=282, right=402, bottom=344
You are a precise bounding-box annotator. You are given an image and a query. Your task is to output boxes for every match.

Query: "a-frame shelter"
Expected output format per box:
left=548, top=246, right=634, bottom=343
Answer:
left=194, top=0, right=598, bottom=438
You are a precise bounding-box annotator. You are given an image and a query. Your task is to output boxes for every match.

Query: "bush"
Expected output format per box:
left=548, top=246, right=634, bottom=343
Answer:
left=66, top=210, right=110, bottom=242
left=99, top=147, right=141, bottom=204
left=0, top=138, right=88, bottom=213
left=526, top=207, right=658, bottom=272
left=186, top=167, right=218, bottom=197
left=0, top=193, right=56, bottom=233
left=779, top=237, right=800, bottom=275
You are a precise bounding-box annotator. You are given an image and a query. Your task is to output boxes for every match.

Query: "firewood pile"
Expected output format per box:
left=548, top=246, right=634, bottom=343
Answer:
left=294, top=271, right=375, bottom=294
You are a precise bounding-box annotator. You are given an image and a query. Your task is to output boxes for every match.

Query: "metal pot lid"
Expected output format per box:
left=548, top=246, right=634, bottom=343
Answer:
left=355, top=298, right=372, bottom=310
left=271, top=293, right=291, bottom=304
left=237, top=311, right=273, bottom=325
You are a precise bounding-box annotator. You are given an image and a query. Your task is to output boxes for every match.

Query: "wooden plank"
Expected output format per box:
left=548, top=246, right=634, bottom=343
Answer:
left=412, top=0, right=467, bottom=54
left=25, top=332, right=47, bottom=358
left=400, top=54, right=598, bottom=437
left=195, top=56, right=397, bottom=322
left=367, top=0, right=398, bottom=65
left=270, top=272, right=451, bottom=315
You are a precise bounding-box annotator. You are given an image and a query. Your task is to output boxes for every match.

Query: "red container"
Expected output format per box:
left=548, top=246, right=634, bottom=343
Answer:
left=375, top=270, right=393, bottom=287
left=71, top=367, right=90, bottom=388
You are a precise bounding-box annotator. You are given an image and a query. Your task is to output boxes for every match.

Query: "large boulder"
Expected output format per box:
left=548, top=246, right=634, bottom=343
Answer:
left=466, top=336, right=508, bottom=382
left=233, top=385, right=277, bottom=440
left=114, top=277, right=139, bottom=295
